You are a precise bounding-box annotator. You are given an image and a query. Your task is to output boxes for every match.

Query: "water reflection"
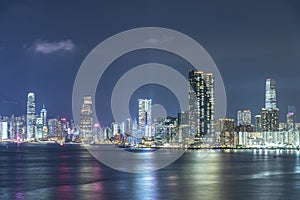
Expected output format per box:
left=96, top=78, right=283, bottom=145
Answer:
left=2, top=144, right=300, bottom=199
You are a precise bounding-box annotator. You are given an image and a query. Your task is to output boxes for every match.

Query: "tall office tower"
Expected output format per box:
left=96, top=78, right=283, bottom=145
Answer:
left=80, top=96, right=93, bottom=139
left=40, top=105, right=48, bottom=139
left=255, top=115, right=262, bottom=132
left=237, top=110, right=252, bottom=126
left=26, top=92, right=36, bottom=140
left=261, top=78, right=279, bottom=132
left=36, top=117, right=43, bottom=139
left=40, top=105, right=47, bottom=126
left=138, top=99, right=152, bottom=129
left=265, top=78, right=276, bottom=110
left=203, top=72, right=215, bottom=135
left=287, top=106, right=296, bottom=131
left=188, top=70, right=214, bottom=140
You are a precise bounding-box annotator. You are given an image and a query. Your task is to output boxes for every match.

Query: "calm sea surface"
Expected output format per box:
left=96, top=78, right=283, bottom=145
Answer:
left=1, top=143, right=300, bottom=200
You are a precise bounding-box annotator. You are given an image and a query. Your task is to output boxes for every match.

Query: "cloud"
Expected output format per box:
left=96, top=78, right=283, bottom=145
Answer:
left=32, top=40, right=75, bottom=54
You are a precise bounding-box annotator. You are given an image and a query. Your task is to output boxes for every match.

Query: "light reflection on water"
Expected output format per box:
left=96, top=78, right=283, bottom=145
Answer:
left=1, top=144, right=300, bottom=199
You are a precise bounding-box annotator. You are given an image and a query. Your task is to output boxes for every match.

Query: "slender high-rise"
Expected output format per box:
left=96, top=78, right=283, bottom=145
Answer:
left=188, top=70, right=214, bottom=141
left=265, top=78, right=276, bottom=110
left=26, top=92, right=36, bottom=140
left=261, top=78, right=279, bottom=132
left=80, top=96, right=93, bottom=139
left=40, top=105, right=48, bottom=139
left=138, top=99, right=152, bottom=130
left=40, top=105, right=47, bottom=126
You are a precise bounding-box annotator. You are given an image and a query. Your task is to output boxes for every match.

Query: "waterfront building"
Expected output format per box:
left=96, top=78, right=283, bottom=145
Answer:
left=261, top=108, right=279, bottom=132
left=216, top=118, right=235, bottom=146
left=237, top=110, right=251, bottom=126
left=80, top=96, right=93, bottom=140
left=26, top=92, right=36, bottom=141
left=178, top=111, right=190, bottom=143
left=48, top=118, right=58, bottom=138
left=255, top=115, right=262, bottom=132
left=0, top=121, right=8, bottom=140
left=154, top=116, right=178, bottom=144
left=36, top=117, right=43, bottom=139
left=265, top=78, right=277, bottom=110
left=261, top=79, right=279, bottom=144
left=40, top=105, right=48, bottom=139
left=112, top=122, right=119, bottom=135
left=287, top=106, right=296, bottom=131
left=188, top=70, right=214, bottom=142
left=286, top=106, right=299, bottom=146
left=138, top=99, right=152, bottom=137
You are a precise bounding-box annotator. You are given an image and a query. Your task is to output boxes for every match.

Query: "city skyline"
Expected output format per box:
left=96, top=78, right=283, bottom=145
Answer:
left=1, top=1, right=300, bottom=126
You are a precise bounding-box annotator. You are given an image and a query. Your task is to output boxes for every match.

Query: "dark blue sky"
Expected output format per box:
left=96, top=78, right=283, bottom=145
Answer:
left=0, top=0, right=300, bottom=126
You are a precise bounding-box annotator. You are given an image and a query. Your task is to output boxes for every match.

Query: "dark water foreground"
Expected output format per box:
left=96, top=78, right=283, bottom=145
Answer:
left=1, top=143, right=300, bottom=200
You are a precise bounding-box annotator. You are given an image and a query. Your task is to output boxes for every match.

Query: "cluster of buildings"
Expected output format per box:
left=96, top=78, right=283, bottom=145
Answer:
left=98, top=72, right=300, bottom=148
left=0, top=92, right=80, bottom=142
left=215, top=78, right=299, bottom=148
left=1, top=70, right=299, bottom=148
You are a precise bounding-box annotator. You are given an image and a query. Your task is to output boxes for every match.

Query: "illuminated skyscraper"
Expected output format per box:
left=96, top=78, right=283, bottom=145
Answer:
left=40, top=105, right=48, bottom=139
left=138, top=99, right=152, bottom=129
left=80, top=96, right=93, bottom=139
left=40, top=105, right=47, bottom=126
left=261, top=78, right=279, bottom=132
left=265, top=78, right=276, bottom=110
left=36, top=117, right=43, bottom=139
left=26, top=92, right=36, bottom=140
left=188, top=70, right=214, bottom=141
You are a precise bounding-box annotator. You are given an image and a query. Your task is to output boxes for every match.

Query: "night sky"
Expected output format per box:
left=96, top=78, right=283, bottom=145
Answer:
left=1, top=0, right=300, bottom=126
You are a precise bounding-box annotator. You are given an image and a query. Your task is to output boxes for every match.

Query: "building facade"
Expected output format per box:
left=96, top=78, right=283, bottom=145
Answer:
left=26, top=92, right=36, bottom=140
left=188, top=70, right=214, bottom=142
left=80, top=96, right=93, bottom=139
left=138, top=99, right=152, bottom=136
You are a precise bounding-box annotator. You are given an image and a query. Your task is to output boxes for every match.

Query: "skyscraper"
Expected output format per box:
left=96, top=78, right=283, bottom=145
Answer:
left=26, top=92, right=36, bottom=140
left=80, top=96, right=93, bottom=139
left=138, top=99, right=152, bottom=129
left=40, top=105, right=47, bottom=126
left=261, top=78, right=279, bottom=132
left=265, top=78, right=276, bottom=110
left=188, top=70, right=214, bottom=141
left=40, top=105, right=48, bottom=139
